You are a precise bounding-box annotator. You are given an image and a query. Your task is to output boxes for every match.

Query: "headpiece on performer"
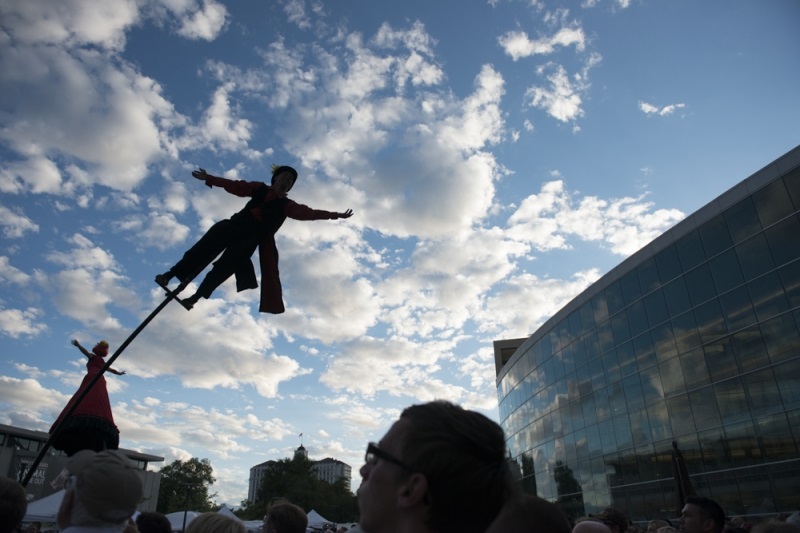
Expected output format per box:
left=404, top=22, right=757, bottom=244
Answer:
left=65, top=449, right=142, bottom=522
left=271, top=164, right=298, bottom=190
left=92, top=341, right=109, bottom=357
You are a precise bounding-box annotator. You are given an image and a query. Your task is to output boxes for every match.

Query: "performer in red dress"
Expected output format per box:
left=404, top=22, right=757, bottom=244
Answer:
left=50, top=339, right=125, bottom=456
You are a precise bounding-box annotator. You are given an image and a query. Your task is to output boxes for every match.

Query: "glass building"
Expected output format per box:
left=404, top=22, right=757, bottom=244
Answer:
left=495, top=146, right=800, bottom=523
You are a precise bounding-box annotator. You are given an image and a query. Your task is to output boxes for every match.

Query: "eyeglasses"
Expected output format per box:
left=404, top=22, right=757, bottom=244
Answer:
left=365, top=442, right=415, bottom=472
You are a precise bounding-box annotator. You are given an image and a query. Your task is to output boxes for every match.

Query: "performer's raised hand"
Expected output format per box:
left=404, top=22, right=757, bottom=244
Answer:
left=191, top=168, right=209, bottom=180
left=339, top=209, right=354, bottom=219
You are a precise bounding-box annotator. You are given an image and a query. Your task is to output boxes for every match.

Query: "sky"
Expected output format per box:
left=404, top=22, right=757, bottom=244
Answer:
left=1, top=0, right=799, bottom=508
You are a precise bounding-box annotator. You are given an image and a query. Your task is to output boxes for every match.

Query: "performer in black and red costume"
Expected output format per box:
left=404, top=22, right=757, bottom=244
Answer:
left=50, top=339, right=124, bottom=456
left=155, top=165, right=353, bottom=312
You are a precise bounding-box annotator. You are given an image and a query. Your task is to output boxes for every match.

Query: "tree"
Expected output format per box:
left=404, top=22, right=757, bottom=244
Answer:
left=156, top=457, right=218, bottom=514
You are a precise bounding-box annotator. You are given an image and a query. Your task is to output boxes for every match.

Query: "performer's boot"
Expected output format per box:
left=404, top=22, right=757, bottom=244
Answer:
left=155, top=272, right=172, bottom=289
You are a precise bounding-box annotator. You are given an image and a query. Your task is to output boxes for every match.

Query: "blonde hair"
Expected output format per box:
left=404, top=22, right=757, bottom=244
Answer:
left=185, top=513, right=246, bottom=533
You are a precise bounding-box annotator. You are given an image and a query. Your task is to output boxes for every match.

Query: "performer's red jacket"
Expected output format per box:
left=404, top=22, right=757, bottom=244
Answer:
left=204, top=175, right=341, bottom=313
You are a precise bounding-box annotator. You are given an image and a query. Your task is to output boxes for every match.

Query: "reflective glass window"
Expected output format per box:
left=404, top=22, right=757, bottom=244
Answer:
left=582, top=391, right=598, bottom=426
left=634, top=331, right=657, bottom=370
left=697, top=427, right=726, bottom=470
left=689, top=386, right=721, bottom=430
left=580, top=301, right=596, bottom=333
left=592, top=292, right=609, bottom=324
left=595, top=386, right=611, bottom=422
left=623, top=373, right=645, bottom=411
left=779, top=260, right=800, bottom=308
left=652, top=322, right=678, bottom=363
left=752, top=177, right=795, bottom=227
left=639, top=365, right=664, bottom=405
left=773, top=357, right=800, bottom=410
left=638, top=257, right=661, bottom=294
left=730, top=326, right=770, bottom=373
left=699, top=214, right=733, bottom=258
left=647, top=401, right=670, bottom=443
left=749, top=271, right=789, bottom=322
left=620, top=269, right=643, bottom=305
left=745, top=367, right=782, bottom=417
left=755, top=412, right=798, bottom=460
left=590, top=353, right=606, bottom=392
left=761, top=313, right=800, bottom=364
left=677, top=229, right=706, bottom=271
left=577, top=362, right=592, bottom=396
left=574, top=335, right=588, bottom=369
left=614, top=414, right=634, bottom=450
left=694, top=299, right=727, bottom=344
left=585, top=330, right=601, bottom=362
left=765, top=214, right=800, bottom=267
left=627, top=301, right=649, bottom=338
left=783, top=166, right=800, bottom=210
left=664, top=276, right=692, bottom=317
left=598, top=418, right=617, bottom=454
left=719, top=285, right=756, bottom=332
left=715, top=378, right=750, bottom=424
left=644, top=289, right=670, bottom=327
left=606, top=281, right=625, bottom=316
left=685, top=264, right=716, bottom=307
left=725, top=196, right=762, bottom=244
left=611, top=312, right=631, bottom=346
left=608, top=381, right=626, bottom=417
left=629, top=407, right=650, bottom=446
left=659, top=357, right=686, bottom=396
left=771, top=461, right=800, bottom=513
left=672, top=312, right=701, bottom=353
left=656, top=244, right=683, bottom=285
left=709, top=248, right=745, bottom=294
left=597, top=319, right=615, bottom=354
left=704, top=338, right=739, bottom=382
left=585, top=423, right=603, bottom=458
left=666, top=395, right=696, bottom=436
left=563, top=343, right=576, bottom=376
left=680, top=347, right=710, bottom=390
left=724, top=419, right=759, bottom=467
left=736, top=234, right=776, bottom=281
left=618, top=340, right=638, bottom=378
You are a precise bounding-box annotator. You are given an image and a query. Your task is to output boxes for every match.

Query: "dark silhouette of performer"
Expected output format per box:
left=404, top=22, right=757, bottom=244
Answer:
left=155, top=165, right=354, bottom=312
left=50, top=339, right=124, bottom=456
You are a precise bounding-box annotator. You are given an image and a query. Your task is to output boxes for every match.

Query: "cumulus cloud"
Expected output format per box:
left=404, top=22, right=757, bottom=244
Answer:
left=0, top=206, right=40, bottom=238
left=498, top=26, right=586, bottom=61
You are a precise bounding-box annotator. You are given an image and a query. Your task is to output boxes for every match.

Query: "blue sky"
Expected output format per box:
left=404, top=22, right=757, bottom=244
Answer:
left=1, top=0, right=798, bottom=508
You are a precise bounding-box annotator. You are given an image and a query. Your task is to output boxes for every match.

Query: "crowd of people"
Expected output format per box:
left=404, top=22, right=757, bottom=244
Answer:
left=3, top=400, right=800, bottom=533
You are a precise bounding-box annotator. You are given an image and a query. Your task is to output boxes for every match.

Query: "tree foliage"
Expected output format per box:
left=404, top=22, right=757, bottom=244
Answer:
left=237, top=456, right=358, bottom=522
left=156, top=457, right=218, bottom=514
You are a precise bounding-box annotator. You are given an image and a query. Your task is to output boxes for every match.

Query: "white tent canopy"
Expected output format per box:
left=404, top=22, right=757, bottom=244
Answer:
left=306, top=509, right=331, bottom=529
left=24, top=489, right=65, bottom=522
left=165, top=510, right=203, bottom=531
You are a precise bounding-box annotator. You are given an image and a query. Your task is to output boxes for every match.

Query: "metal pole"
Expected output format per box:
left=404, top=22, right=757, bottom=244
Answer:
left=21, top=293, right=176, bottom=487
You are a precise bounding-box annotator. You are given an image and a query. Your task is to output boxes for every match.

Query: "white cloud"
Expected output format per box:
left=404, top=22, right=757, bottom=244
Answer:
left=175, top=0, right=229, bottom=40
left=0, top=206, right=40, bottom=238
left=498, top=26, right=586, bottom=61
left=639, top=100, right=687, bottom=116
left=525, top=63, right=585, bottom=123
left=0, top=307, right=47, bottom=338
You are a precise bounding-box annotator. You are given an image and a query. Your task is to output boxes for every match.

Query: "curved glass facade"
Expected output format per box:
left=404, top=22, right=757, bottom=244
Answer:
left=496, top=147, right=800, bottom=523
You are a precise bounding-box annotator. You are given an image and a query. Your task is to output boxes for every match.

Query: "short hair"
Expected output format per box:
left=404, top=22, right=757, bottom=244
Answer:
left=185, top=512, right=246, bottom=533
left=136, top=511, right=173, bottom=533
left=685, top=496, right=725, bottom=533
left=486, top=494, right=571, bottom=533
left=0, top=477, right=28, bottom=533
left=399, top=400, right=512, bottom=533
left=266, top=501, right=307, bottom=533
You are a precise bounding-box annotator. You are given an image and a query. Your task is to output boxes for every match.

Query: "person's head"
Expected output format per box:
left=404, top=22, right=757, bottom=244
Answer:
left=485, top=494, right=571, bottom=533
left=57, top=449, right=143, bottom=531
left=680, top=496, right=725, bottom=533
left=92, top=340, right=110, bottom=357
left=271, top=165, right=298, bottom=195
left=185, top=512, right=246, bottom=533
left=264, top=500, right=307, bottom=533
left=659, top=527, right=680, bottom=533
left=648, top=521, right=673, bottom=533
left=574, top=520, right=614, bottom=533
left=0, top=476, right=28, bottom=533
left=590, top=508, right=629, bottom=533
left=357, top=400, right=511, bottom=533
left=136, top=511, right=172, bottom=533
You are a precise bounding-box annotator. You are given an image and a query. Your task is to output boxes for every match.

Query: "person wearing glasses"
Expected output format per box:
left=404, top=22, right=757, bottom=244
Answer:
left=357, top=400, right=514, bottom=533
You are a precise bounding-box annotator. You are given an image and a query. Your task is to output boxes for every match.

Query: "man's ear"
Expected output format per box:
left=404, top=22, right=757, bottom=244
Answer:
left=397, top=473, right=429, bottom=508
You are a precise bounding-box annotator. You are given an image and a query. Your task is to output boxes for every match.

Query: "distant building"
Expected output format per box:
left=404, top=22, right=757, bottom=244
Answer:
left=311, top=457, right=352, bottom=487
left=0, top=423, right=163, bottom=511
left=495, top=145, right=800, bottom=521
left=247, top=445, right=352, bottom=503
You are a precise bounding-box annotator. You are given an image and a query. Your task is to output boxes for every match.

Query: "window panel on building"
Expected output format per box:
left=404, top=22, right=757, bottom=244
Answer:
left=752, top=177, right=795, bottom=228
left=705, top=338, right=739, bottom=382
left=749, top=271, right=790, bottom=323
left=659, top=357, right=686, bottom=397
left=700, top=214, right=734, bottom=258
left=664, top=276, right=693, bottom=317
left=688, top=386, right=722, bottom=431
left=725, top=419, right=760, bottom=467
left=745, top=367, right=783, bottom=417
left=685, top=263, right=717, bottom=307
left=667, top=395, right=697, bottom=436
left=765, top=214, right=800, bottom=268
left=778, top=260, right=800, bottom=308
left=694, top=299, right=727, bottom=345
left=634, top=331, right=658, bottom=370
left=677, top=229, right=707, bottom=271
left=730, top=326, right=770, bottom=373
left=672, top=312, right=702, bottom=354
left=719, top=285, right=756, bottom=333
left=644, top=289, right=670, bottom=329
left=761, top=313, right=800, bottom=364
left=618, top=341, right=638, bottom=378
left=647, top=401, right=671, bottom=443
left=679, top=348, right=711, bottom=390
left=656, top=244, right=683, bottom=285
left=773, top=358, right=800, bottom=410
left=638, top=257, right=661, bottom=294
left=736, top=234, right=776, bottom=281
left=755, top=412, right=798, bottom=460
left=709, top=249, right=745, bottom=294
left=726, top=197, right=763, bottom=244
left=714, top=378, right=750, bottom=424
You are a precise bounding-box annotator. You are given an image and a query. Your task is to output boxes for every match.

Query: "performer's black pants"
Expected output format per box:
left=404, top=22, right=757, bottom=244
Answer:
left=171, top=214, right=259, bottom=299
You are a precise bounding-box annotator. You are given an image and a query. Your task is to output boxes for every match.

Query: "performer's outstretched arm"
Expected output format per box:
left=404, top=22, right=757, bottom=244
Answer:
left=71, top=339, right=93, bottom=359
